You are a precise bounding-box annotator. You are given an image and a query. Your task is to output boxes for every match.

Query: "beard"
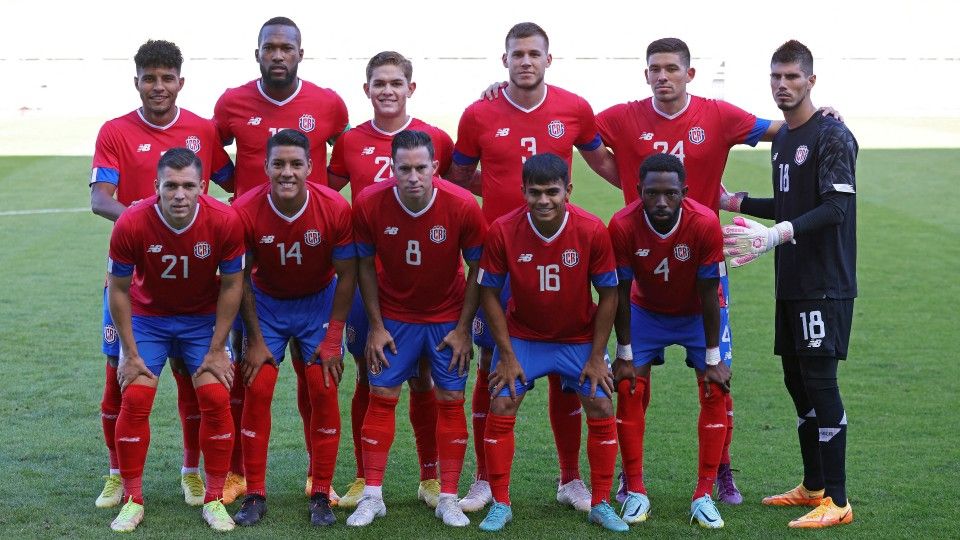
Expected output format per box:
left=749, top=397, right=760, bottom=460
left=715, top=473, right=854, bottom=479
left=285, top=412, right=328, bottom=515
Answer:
left=260, top=64, right=298, bottom=89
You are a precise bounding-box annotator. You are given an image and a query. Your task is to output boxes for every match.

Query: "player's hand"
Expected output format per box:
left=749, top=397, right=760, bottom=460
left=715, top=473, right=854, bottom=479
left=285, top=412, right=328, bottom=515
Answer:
left=480, top=81, right=508, bottom=100
left=241, top=338, right=276, bottom=386
left=722, top=216, right=794, bottom=267
left=437, top=327, right=473, bottom=377
left=702, top=363, right=731, bottom=397
left=819, top=106, right=844, bottom=122
left=364, top=325, right=396, bottom=377
left=718, top=185, right=747, bottom=213
left=117, top=353, right=156, bottom=392
left=579, top=355, right=615, bottom=399
left=195, top=347, right=235, bottom=389
left=489, top=353, right=526, bottom=401
left=611, top=358, right=637, bottom=395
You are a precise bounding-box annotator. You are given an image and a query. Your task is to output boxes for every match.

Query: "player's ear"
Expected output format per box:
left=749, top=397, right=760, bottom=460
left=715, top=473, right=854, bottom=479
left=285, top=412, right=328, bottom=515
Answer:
left=298, top=48, right=304, bottom=62
left=305, top=158, right=313, bottom=177
left=200, top=179, right=206, bottom=193
left=686, top=66, right=696, bottom=82
left=254, top=48, right=261, bottom=63
left=502, top=53, right=508, bottom=68
left=133, top=76, right=139, bottom=91
left=407, top=81, right=417, bottom=97
left=154, top=178, right=161, bottom=194
left=681, top=185, right=689, bottom=197
left=431, top=159, right=439, bottom=172
left=808, top=74, right=816, bottom=88
left=363, top=82, right=371, bottom=98
left=177, top=76, right=185, bottom=91
left=565, top=181, right=573, bottom=200
left=545, top=53, right=552, bottom=68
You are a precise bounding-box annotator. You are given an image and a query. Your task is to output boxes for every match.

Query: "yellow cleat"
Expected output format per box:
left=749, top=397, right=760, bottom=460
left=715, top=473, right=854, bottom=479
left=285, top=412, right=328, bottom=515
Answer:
left=338, top=478, right=366, bottom=509
left=788, top=497, right=853, bottom=528
left=96, top=473, right=124, bottom=508
left=221, top=472, right=246, bottom=505
left=181, top=472, right=205, bottom=506
left=762, top=483, right=824, bottom=507
left=202, top=499, right=236, bottom=531
left=418, top=479, right=441, bottom=509
left=110, top=496, right=144, bottom=532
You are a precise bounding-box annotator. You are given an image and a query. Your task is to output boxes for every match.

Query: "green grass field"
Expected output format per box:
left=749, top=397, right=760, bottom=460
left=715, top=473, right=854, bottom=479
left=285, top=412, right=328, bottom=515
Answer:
left=1, top=149, right=958, bottom=538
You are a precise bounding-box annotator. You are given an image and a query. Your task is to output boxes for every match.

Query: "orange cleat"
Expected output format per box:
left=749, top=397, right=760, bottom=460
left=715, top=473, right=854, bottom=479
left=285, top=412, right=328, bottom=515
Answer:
left=761, top=484, right=824, bottom=507
left=788, top=497, right=853, bottom=528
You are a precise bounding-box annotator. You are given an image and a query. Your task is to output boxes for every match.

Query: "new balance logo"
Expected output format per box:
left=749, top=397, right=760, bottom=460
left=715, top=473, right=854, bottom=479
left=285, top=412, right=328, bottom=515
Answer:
left=703, top=423, right=726, bottom=429
left=137, top=144, right=151, bottom=152
left=569, top=408, right=583, bottom=416
left=117, top=437, right=141, bottom=443
left=807, top=339, right=823, bottom=348
left=384, top=227, right=399, bottom=235
left=634, top=248, right=650, bottom=256
left=362, top=146, right=375, bottom=155
left=772, top=152, right=779, bottom=161
left=241, top=429, right=257, bottom=438
left=209, top=433, right=232, bottom=440
left=639, top=132, right=654, bottom=141
left=101, top=413, right=118, bottom=420
left=259, top=235, right=275, bottom=244
left=317, top=427, right=338, bottom=435
left=517, top=253, right=533, bottom=262
left=147, top=244, right=163, bottom=253
left=451, top=438, right=468, bottom=445
left=361, top=436, right=379, bottom=445
left=483, top=438, right=499, bottom=445
left=495, top=128, right=510, bottom=137
left=247, top=117, right=262, bottom=125
left=472, top=412, right=487, bottom=419
left=599, top=439, right=618, bottom=445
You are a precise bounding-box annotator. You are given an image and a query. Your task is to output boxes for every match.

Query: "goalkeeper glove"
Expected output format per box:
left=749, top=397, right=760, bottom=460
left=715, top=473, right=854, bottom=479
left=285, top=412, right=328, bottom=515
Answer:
left=722, top=216, right=794, bottom=267
left=718, top=185, right=747, bottom=212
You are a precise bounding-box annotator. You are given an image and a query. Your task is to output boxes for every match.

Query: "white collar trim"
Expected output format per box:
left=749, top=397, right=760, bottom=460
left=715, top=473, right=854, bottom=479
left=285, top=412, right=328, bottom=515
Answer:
left=652, top=94, right=691, bottom=120
left=137, top=107, right=180, bottom=130
left=267, top=189, right=310, bottom=223
left=154, top=201, right=199, bottom=234
left=527, top=210, right=569, bottom=243
left=393, top=186, right=437, bottom=217
left=256, top=78, right=303, bottom=106
left=643, top=206, right=682, bottom=239
left=502, top=84, right=548, bottom=113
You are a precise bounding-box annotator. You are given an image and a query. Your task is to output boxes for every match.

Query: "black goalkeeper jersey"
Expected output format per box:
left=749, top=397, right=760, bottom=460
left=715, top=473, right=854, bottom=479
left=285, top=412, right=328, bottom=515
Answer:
left=771, top=114, right=858, bottom=300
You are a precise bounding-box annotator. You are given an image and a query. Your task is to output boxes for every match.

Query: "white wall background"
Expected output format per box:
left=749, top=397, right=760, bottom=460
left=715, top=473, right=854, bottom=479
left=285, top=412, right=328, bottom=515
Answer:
left=2, top=0, right=958, bottom=154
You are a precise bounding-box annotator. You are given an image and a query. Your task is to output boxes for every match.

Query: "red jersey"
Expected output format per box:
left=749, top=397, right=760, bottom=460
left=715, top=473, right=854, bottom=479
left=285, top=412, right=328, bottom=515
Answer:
left=91, top=108, right=233, bottom=205
left=453, top=85, right=602, bottom=223
left=478, top=205, right=618, bottom=343
left=596, top=95, right=766, bottom=210
left=328, top=118, right=454, bottom=202
left=108, top=194, right=245, bottom=316
left=608, top=198, right=724, bottom=316
left=213, top=79, right=349, bottom=197
left=353, top=178, right=486, bottom=324
left=233, top=182, right=354, bottom=299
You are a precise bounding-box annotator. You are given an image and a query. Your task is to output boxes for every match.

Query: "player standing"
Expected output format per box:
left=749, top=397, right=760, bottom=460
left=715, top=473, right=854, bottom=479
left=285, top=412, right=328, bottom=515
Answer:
left=345, top=130, right=484, bottom=528
left=327, top=51, right=454, bottom=508
left=106, top=149, right=243, bottom=532
left=90, top=39, right=234, bottom=509
left=475, top=153, right=627, bottom=532
left=722, top=40, right=857, bottom=529
left=608, top=153, right=731, bottom=528
left=447, top=22, right=617, bottom=513
left=230, top=130, right=356, bottom=526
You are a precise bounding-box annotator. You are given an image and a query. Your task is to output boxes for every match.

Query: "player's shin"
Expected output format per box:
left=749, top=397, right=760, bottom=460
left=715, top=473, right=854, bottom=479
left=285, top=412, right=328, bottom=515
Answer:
left=305, top=364, right=341, bottom=497
left=241, top=364, right=278, bottom=497
left=696, top=381, right=727, bottom=499
left=586, top=416, right=618, bottom=506
left=409, top=387, right=439, bottom=481
left=548, top=374, right=583, bottom=484
left=616, top=376, right=649, bottom=494
left=172, top=369, right=202, bottom=469
left=360, top=393, right=399, bottom=492
left=102, top=363, right=122, bottom=470
left=483, top=413, right=516, bottom=505
left=721, top=393, right=734, bottom=465
left=227, top=363, right=245, bottom=476
left=196, top=383, right=234, bottom=503
left=116, top=384, right=157, bottom=504
left=351, top=378, right=370, bottom=479
left=292, top=359, right=313, bottom=477
left=436, top=399, right=468, bottom=495
left=783, top=359, right=825, bottom=491
left=471, top=365, right=491, bottom=481
left=802, top=360, right=847, bottom=506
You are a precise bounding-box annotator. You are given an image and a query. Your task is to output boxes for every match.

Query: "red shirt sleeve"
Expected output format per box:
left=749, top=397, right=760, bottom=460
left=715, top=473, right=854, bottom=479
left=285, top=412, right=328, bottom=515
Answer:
left=454, top=105, right=481, bottom=161
left=588, top=221, right=617, bottom=280
left=574, top=95, right=600, bottom=147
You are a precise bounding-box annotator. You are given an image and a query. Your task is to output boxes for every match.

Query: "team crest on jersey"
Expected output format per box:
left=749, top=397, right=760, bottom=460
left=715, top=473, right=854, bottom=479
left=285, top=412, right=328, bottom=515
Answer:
left=299, top=114, right=316, bottom=133
left=794, top=145, right=809, bottom=165
left=185, top=135, right=201, bottom=153
left=304, top=229, right=321, bottom=247
left=429, top=225, right=447, bottom=244
left=561, top=249, right=580, bottom=268
left=547, top=120, right=565, bottom=139
left=673, top=243, right=691, bottom=262
left=104, top=324, right=118, bottom=344
left=688, top=127, right=706, bottom=145
left=194, top=241, right=211, bottom=259
left=472, top=316, right=484, bottom=336
left=346, top=325, right=357, bottom=345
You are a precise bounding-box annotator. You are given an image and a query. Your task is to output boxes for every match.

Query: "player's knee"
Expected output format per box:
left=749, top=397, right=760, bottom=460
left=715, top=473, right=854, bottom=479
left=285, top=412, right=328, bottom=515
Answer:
left=489, top=396, right=520, bottom=416
left=478, top=347, right=493, bottom=371
left=435, top=388, right=465, bottom=402
left=370, top=384, right=402, bottom=399
left=580, top=395, right=613, bottom=418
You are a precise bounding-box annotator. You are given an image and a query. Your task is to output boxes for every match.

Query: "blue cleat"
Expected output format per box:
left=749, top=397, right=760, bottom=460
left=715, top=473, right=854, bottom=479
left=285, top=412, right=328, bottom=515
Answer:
left=620, top=492, right=651, bottom=524
left=479, top=502, right=513, bottom=532
left=690, top=495, right=724, bottom=529
left=588, top=501, right=629, bottom=532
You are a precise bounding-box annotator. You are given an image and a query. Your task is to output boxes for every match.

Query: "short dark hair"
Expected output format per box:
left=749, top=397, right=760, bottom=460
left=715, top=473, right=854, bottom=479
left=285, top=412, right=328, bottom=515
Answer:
left=392, top=130, right=435, bottom=160
left=157, top=147, right=202, bottom=176
left=134, top=40, right=183, bottom=72
left=771, top=40, right=814, bottom=76
left=646, top=37, right=690, bottom=67
left=267, top=129, right=310, bottom=160
left=522, top=153, right=569, bottom=187
left=505, top=22, right=549, bottom=52
left=259, top=16, right=301, bottom=45
left=639, top=153, right=686, bottom=184
left=366, top=51, right=413, bottom=82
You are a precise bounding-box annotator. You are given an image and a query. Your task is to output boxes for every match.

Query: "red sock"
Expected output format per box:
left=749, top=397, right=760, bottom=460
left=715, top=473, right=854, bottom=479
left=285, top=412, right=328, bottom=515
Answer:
left=548, top=374, right=582, bottom=484
left=436, top=399, right=468, bottom=495
left=240, top=364, right=278, bottom=497
left=471, top=367, right=490, bottom=481
left=306, top=364, right=341, bottom=496
left=101, top=363, right=122, bottom=470
left=409, top=388, right=438, bottom=481
left=226, top=363, right=245, bottom=476
left=721, top=392, right=734, bottom=465
left=292, top=359, right=313, bottom=477
left=116, top=384, right=157, bottom=505
left=196, top=383, right=234, bottom=503
left=351, top=380, right=370, bottom=479
left=172, top=370, right=202, bottom=469
left=616, top=376, right=649, bottom=494
left=361, top=393, right=399, bottom=487
left=695, top=380, right=727, bottom=499
left=587, top=416, right=618, bottom=506
left=483, top=413, right=516, bottom=505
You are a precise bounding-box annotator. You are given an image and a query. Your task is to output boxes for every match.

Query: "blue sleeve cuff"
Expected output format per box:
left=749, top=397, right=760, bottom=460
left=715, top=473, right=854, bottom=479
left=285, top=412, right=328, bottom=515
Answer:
left=333, top=243, right=357, bottom=260
left=219, top=255, right=245, bottom=274
left=744, top=118, right=773, bottom=146
left=575, top=133, right=603, bottom=152
left=211, top=162, right=235, bottom=185
left=616, top=266, right=634, bottom=281
left=92, top=167, right=120, bottom=186
left=463, top=245, right=483, bottom=262
left=452, top=149, right=479, bottom=166
left=356, top=242, right=375, bottom=258
left=107, top=257, right=134, bottom=277
left=591, top=270, right=619, bottom=288
left=478, top=268, right=505, bottom=288
left=697, top=262, right=721, bottom=280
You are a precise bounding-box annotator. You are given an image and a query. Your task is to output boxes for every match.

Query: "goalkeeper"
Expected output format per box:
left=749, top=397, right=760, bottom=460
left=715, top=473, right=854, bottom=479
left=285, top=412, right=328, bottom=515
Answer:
left=719, top=40, right=857, bottom=529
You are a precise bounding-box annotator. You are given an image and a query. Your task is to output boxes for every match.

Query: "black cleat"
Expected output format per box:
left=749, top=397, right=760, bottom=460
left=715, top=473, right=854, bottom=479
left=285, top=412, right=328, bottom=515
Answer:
left=234, top=494, right=267, bottom=526
left=310, top=493, right=336, bottom=526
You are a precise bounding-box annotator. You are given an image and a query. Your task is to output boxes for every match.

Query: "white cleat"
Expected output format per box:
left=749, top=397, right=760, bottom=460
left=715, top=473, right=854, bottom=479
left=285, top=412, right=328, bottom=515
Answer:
left=458, top=479, right=492, bottom=512
left=557, top=479, right=592, bottom=512
left=110, top=497, right=144, bottom=532
left=346, top=495, right=386, bottom=527
left=180, top=472, right=205, bottom=506
left=436, top=495, right=470, bottom=527
left=201, top=500, right=236, bottom=531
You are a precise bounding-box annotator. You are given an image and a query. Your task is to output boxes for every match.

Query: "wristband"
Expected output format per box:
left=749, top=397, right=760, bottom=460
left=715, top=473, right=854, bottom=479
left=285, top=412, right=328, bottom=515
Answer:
left=616, top=343, right=633, bottom=361
left=705, top=347, right=721, bottom=366
left=319, top=319, right=345, bottom=360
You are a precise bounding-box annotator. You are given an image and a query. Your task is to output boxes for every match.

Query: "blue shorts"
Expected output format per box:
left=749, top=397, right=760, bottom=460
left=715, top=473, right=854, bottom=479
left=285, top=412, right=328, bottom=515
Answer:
left=131, top=314, right=234, bottom=376
left=367, top=318, right=467, bottom=391
left=719, top=269, right=734, bottom=364
left=473, top=279, right=511, bottom=349
left=629, top=303, right=732, bottom=371
left=345, top=287, right=368, bottom=359
left=253, top=280, right=337, bottom=364
left=490, top=337, right=609, bottom=398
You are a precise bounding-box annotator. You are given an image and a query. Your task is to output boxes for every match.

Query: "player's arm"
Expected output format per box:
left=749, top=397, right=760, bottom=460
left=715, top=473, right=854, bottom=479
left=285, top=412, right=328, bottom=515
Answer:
left=238, top=254, right=274, bottom=386
left=611, top=276, right=636, bottom=392
left=326, top=170, right=349, bottom=192
left=91, top=181, right=128, bottom=222
left=438, top=259, right=481, bottom=376
left=357, top=254, right=396, bottom=374
left=479, top=283, right=525, bottom=400
left=759, top=106, right=844, bottom=142
left=697, top=276, right=729, bottom=396
left=580, top=147, right=621, bottom=189
left=579, top=285, right=617, bottom=398
left=445, top=161, right=482, bottom=196
left=107, top=272, right=156, bottom=391
left=195, top=269, right=242, bottom=389
left=314, top=255, right=358, bottom=387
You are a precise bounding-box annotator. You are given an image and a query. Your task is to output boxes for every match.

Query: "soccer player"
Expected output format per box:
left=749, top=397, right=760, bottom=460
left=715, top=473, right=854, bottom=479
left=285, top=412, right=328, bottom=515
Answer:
left=447, top=22, right=617, bottom=513
left=230, top=130, right=357, bottom=526
left=106, top=148, right=244, bottom=532
left=608, top=153, right=731, bottom=528
left=722, top=40, right=857, bottom=529
left=345, top=130, right=484, bottom=528
left=327, top=51, right=454, bottom=508
left=475, top=153, right=627, bottom=532
left=90, top=39, right=234, bottom=510
left=213, top=16, right=349, bottom=501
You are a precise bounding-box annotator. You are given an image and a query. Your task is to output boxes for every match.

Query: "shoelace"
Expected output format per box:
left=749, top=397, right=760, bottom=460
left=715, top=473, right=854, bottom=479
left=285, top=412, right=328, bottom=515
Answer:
left=183, top=474, right=204, bottom=494
left=595, top=502, right=618, bottom=521
left=102, top=476, right=123, bottom=494
left=487, top=504, right=510, bottom=520
left=117, top=498, right=141, bottom=519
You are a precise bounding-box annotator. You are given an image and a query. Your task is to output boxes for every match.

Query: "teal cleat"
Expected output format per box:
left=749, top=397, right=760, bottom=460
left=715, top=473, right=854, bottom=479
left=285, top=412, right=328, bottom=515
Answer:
left=478, top=502, right=513, bottom=532
left=589, top=501, right=629, bottom=532
left=690, top=495, right=724, bottom=529
left=620, top=492, right=651, bottom=524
